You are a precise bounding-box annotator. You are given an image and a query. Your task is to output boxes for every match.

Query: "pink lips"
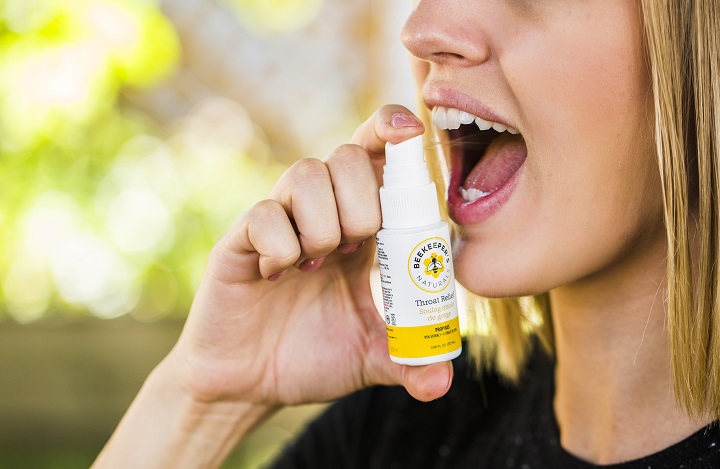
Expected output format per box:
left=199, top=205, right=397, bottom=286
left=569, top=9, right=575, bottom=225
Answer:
left=447, top=134, right=527, bottom=226
left=424, top=85, right=526, bottom=226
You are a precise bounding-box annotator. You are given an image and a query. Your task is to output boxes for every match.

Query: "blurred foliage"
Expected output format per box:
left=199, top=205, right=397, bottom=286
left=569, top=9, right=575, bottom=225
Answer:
left=0, top=0, right=286, bottom=323
left=225, top=0, right=326, bottom=34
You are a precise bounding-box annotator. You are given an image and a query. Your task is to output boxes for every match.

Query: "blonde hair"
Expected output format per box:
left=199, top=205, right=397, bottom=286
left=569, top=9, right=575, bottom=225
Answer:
left=423, top=1, right=720, bottom=417
left=643, top=0, right=720, bottom=419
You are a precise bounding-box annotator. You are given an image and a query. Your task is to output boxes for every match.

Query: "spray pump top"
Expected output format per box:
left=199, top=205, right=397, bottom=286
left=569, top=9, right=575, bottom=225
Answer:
left=380, top=135, right=442, bottom=229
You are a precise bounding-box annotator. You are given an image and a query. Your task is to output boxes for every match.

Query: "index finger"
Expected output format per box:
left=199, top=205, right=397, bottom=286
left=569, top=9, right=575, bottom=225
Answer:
left=351, top=105, right=426, bottom=182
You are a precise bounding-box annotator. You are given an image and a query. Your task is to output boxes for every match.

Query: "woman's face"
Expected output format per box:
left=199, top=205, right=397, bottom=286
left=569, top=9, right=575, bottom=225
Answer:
left=401, top=0, right=663, bottom=297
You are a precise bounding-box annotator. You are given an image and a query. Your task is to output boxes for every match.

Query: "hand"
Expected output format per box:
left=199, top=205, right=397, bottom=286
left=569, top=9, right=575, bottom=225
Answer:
left=168, top=105, right=454, bottom=407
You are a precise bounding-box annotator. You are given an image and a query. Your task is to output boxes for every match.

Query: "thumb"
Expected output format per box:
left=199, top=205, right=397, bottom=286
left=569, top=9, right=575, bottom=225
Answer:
left=362, top=332, right=454, bottom=401
left=399, top=361, right=454, bottom=402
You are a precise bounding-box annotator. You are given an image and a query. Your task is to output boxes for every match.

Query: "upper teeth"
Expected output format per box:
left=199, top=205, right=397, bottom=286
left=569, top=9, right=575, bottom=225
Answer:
left=432, top=106, right=519, bottom=134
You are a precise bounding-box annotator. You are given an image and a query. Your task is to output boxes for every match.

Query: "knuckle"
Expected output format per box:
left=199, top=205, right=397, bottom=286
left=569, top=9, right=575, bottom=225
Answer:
left=288, top=158, right=328, bottom=185
left=326, top=144, right=369, bottom=169
left=247, top=201, right=302, bottom=263
left=245, top=201, right=287, bottom=236
left=246, top=200, right=290, bottom=241
left=249, top=199, right=284, bottom=221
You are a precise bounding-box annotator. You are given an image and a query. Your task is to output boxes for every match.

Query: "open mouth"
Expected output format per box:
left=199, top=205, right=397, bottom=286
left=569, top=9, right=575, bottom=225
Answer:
left=432, top=106, right=527, bottom=205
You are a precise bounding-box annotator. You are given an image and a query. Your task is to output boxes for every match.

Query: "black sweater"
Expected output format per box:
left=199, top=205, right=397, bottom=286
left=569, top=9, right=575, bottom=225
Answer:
left=269, top=344, right=720, bottom=468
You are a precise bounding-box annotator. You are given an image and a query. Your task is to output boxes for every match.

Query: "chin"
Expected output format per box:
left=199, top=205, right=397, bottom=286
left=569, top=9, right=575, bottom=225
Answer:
left=452, top=239, right=558, bottom=298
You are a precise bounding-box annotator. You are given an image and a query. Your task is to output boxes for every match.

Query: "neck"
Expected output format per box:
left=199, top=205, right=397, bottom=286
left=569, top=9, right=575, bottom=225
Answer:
left=550, top=237, right=711, bottom=464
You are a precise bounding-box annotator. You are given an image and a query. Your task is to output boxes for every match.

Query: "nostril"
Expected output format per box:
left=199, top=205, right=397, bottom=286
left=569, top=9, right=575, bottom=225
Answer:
left=400, top=0, right=493, bottom=66
left=432, top=52, right=467, bottom=62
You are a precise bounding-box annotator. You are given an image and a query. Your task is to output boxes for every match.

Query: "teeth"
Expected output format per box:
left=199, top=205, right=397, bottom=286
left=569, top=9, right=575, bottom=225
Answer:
left=445, top=107, right=461, bottom=130
left=458, top=111, right=475, bottom=125
left=475, top=117, right=492, bottom=131
left=491, top=122, right=507, bottom=132
left=432, top=105, right=520, bottom=135
left=461, top=187, right=492, bottom=203
left=432, top=106, right=447, bottom=130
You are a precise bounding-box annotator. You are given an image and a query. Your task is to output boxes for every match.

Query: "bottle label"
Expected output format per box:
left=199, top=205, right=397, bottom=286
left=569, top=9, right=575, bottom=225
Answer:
left=408, top=236, right=453, bottom=293
left=376, top=225, right=461, bottom=359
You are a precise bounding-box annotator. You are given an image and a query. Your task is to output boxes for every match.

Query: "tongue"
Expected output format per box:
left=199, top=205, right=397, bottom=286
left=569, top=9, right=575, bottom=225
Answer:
left=464, top=133, right=527, bottom=193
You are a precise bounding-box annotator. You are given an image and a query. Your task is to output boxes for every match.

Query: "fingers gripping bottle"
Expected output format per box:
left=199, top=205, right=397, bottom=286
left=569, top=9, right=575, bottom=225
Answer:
left=377, top=135, right=462, bottom=365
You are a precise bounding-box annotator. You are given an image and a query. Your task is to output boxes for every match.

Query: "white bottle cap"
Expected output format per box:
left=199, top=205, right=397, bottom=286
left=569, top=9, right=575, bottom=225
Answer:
left=380, top=135, right=441, bottom=229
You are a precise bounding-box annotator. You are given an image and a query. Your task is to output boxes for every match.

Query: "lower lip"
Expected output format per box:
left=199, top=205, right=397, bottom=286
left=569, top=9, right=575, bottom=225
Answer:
left=446, top=145, right=524, bottom=226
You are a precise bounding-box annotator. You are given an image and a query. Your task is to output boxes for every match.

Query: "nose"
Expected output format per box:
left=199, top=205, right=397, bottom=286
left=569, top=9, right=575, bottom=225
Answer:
left=400, top=0, right=491, bottom=67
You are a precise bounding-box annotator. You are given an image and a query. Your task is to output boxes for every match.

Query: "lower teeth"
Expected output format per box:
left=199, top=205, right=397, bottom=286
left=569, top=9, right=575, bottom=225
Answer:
left=461, top=187, right=491, bottom=203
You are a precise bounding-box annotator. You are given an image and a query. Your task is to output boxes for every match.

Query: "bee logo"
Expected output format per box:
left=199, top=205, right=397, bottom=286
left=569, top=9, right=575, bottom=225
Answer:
left=423, top=254, right=444, bottom=278
left=408, top=237, right=452, bottom=293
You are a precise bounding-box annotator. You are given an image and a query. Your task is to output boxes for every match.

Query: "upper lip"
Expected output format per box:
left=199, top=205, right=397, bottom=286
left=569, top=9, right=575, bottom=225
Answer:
left=423, top=85, right=517, bottom=130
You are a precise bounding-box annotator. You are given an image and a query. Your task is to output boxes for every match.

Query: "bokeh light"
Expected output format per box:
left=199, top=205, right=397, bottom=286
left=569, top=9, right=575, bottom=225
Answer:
left=0, top=0, right=414, bottom=327
left=0, top=1, right=415, bottom=467
left=105, top=187, right=174, bottom=254
left=0, top=1, right=288, bottom=323
left=225, top=0, right=326, bottom=34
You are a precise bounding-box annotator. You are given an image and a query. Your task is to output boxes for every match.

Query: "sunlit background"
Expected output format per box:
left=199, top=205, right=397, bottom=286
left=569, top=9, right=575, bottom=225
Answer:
left=0, top=0, right=414, bottom=466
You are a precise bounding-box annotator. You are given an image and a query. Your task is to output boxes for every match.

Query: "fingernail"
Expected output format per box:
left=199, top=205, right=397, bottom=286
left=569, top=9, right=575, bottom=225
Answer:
left=390, top=113, right=422, bottom=129
left=268, top=271, right=287, bottom=281
left=337, top=243, right=362, bottom=254
left=299, top=258, right=325, bottom=272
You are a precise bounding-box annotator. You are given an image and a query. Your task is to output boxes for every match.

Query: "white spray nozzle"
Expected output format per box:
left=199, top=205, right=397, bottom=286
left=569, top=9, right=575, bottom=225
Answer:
left=386, top=134, right=425, bottom=167
left=380, top=134, right=440, bottom=229
left=383, top=135, right=432, bottom=189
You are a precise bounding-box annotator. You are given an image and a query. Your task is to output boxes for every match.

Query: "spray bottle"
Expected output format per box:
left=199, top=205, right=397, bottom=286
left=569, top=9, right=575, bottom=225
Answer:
left=376, top=135, right=462, bottom=365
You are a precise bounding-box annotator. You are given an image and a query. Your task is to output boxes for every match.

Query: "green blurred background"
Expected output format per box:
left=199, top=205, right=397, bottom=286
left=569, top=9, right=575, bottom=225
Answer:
left=0, top=0, right=413, bottom=466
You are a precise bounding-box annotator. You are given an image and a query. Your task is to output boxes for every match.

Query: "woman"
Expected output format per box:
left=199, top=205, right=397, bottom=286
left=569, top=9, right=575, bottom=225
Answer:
left=94, top=1, right=720, bottom=467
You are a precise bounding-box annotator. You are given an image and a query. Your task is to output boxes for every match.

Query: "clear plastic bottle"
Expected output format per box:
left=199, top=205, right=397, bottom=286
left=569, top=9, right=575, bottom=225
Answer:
left=376, top=135, right=462, bottom=366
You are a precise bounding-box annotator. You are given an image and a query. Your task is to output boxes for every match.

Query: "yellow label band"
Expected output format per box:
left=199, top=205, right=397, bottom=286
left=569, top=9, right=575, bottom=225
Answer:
left=386, top=317, right=461, bottom=359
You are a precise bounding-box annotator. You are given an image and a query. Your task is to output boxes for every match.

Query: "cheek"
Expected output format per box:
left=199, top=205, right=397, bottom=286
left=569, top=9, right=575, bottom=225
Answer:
left=409, top=57, right=430, bottom=90
left=452, top=5, right=665, bottom=297
left=452, top=124, right=663, bottom=298
left=452, top=153, right=664, bottom=299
